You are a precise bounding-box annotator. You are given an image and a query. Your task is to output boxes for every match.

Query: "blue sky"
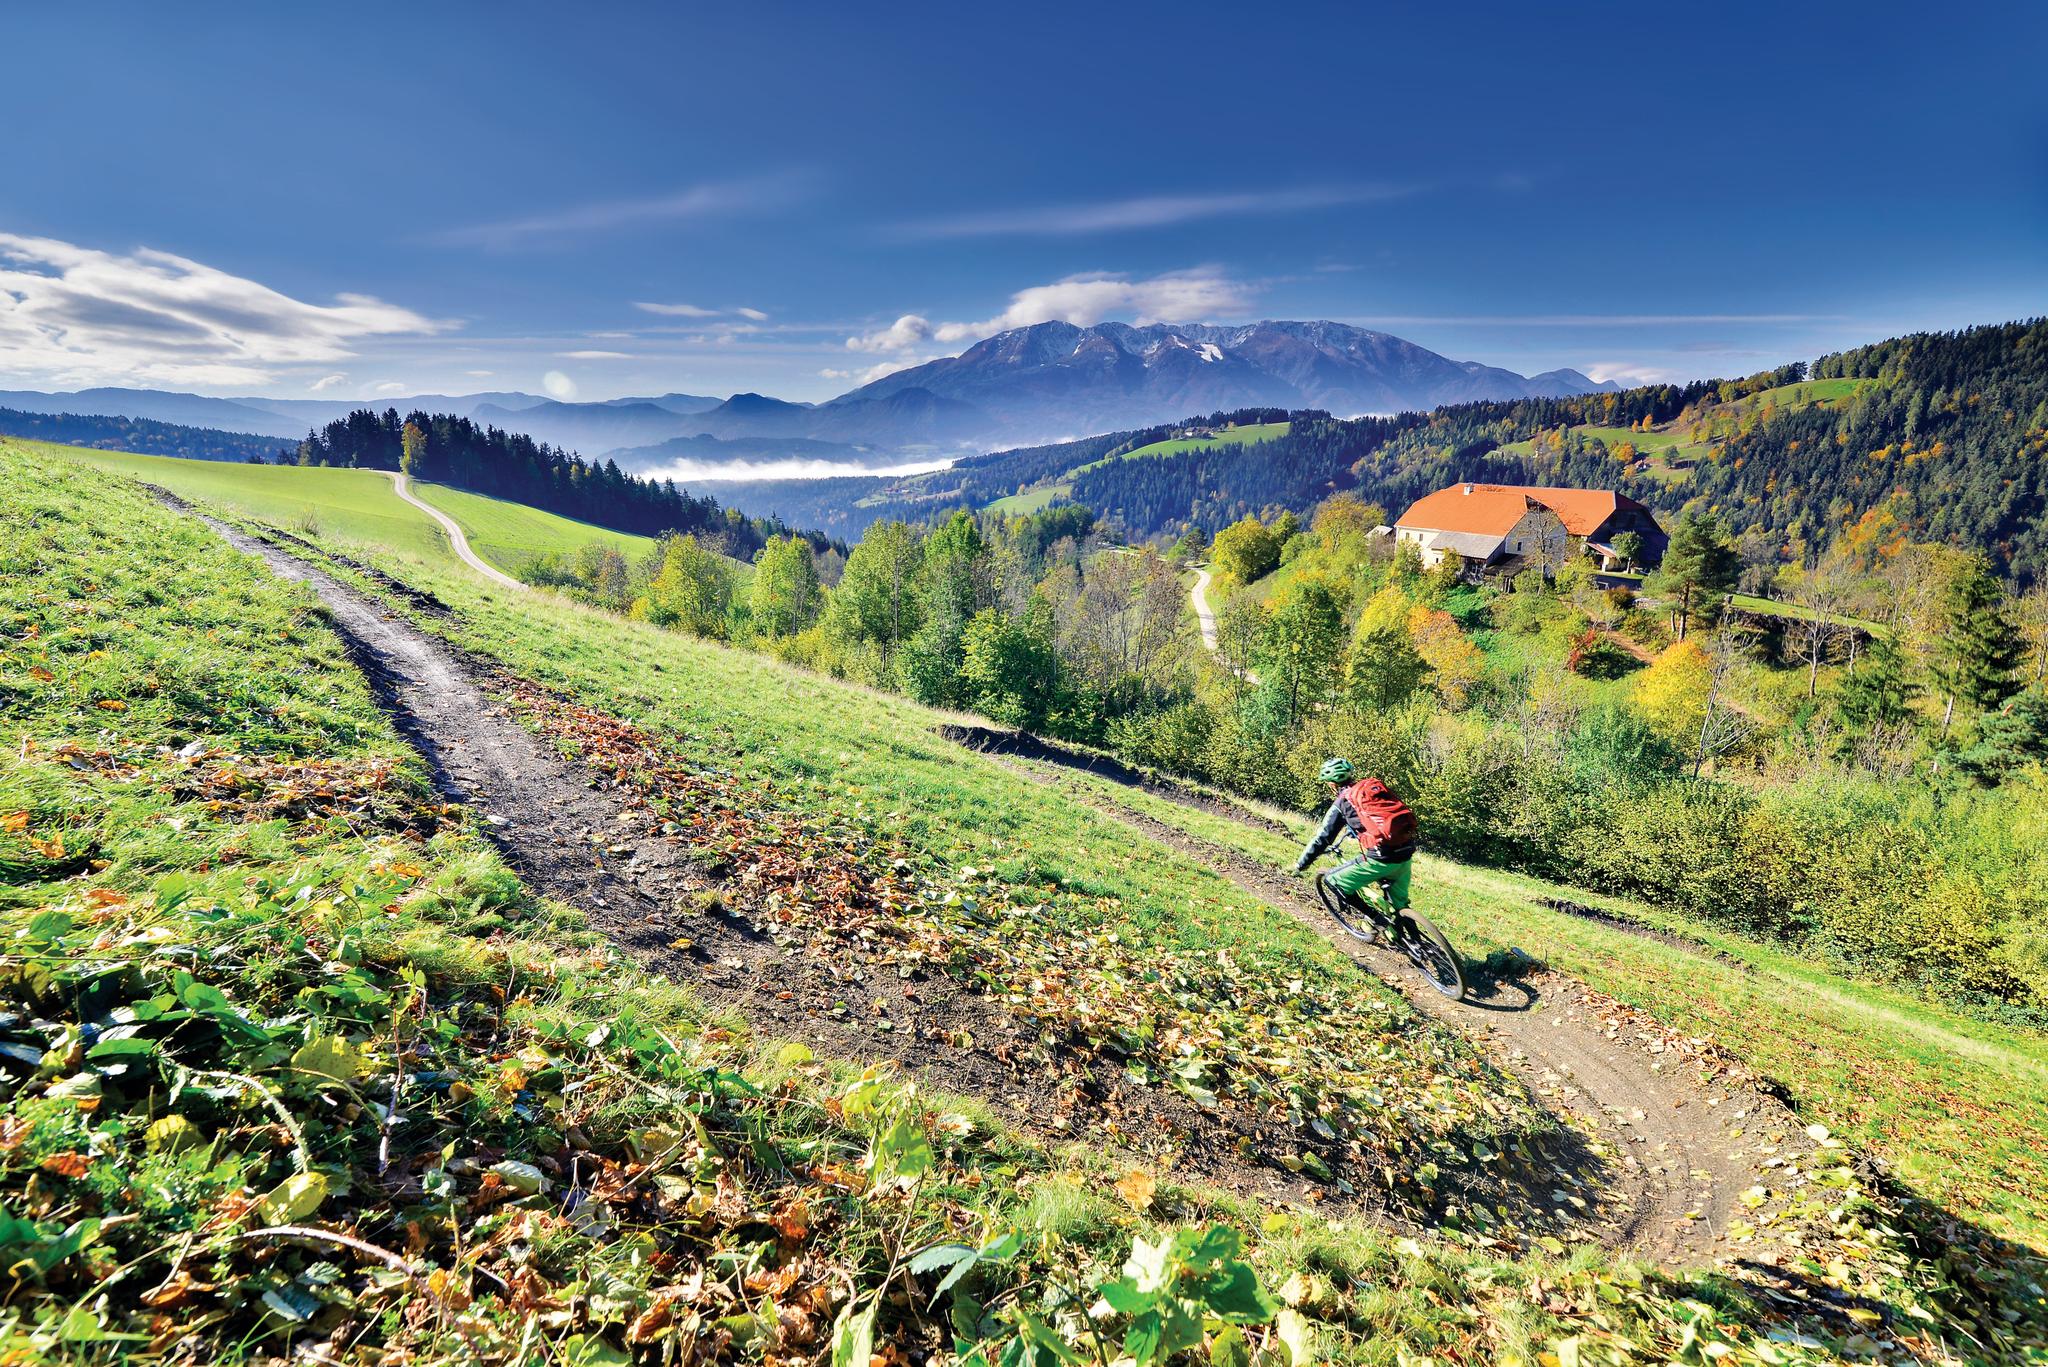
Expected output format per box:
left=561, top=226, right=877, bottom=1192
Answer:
left=3, top=1, right=2044, bottom=403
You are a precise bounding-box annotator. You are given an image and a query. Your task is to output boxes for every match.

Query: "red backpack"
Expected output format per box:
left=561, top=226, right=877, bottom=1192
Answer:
left=1341, top=777, right=1418, bottom=862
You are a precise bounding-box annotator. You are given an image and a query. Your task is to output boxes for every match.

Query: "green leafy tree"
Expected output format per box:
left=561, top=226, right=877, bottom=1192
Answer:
left=634, top=534, right=732, bottom=638
left=1649, top=511, right=1738, bottom=640
left=899, top=512, right=992, bottom=705
left=1257, top=576, right=1348, bottom=727
left=1611, top=529, right=1645, bottom=572
left=572, top=542, right=632, bottom=610
left=1210, top=516, right=1281, bottom=585
left=1346, top=618, right=1431, bottom=709
left=959, top=600, right=1062, bottom=730
left=827, top=520, right=924, bottom=667
left=750, top=535, right=822, bottom=639
left=1933, top=555, right=2025, bottom=735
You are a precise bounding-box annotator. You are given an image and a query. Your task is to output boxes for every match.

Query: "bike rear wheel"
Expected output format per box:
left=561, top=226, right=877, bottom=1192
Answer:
left=1314, top=873, right=1376, bottom=943
left=1396, top=910, right=1466, bottom=1001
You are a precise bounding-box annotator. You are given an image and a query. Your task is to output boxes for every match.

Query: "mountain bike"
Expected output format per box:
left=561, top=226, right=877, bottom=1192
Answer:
left=1313, top=869, right=1466, bottom=1002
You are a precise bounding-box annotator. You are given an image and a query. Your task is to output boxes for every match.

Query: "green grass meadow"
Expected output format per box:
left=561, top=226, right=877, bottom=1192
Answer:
left=1074, top=421, right=1292, bottom=475
left=57, top=442, right=660, bottom=576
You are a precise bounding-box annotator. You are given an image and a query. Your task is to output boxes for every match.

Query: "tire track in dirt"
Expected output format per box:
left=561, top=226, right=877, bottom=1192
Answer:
left=990, top=753, right=1811, bottom=1268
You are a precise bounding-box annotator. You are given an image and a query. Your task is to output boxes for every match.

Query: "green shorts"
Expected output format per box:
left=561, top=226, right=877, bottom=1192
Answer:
left=1325, top=855, right=1411, bottom=910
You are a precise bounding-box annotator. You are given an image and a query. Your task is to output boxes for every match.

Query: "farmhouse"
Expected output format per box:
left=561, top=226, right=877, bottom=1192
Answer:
left=1392, top=483, right=1665, bottom=574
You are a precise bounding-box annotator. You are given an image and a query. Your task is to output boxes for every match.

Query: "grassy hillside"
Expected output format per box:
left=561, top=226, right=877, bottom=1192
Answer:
left=983, top=423, right=1292, bottom=516
left=1074, top=422, right=1293, bottom=474
left=7, top=444, right=2044, bottom=1363
left=407, top=480, right=656, bottom=570
left=982, top=484, right=1067, bottom=515
left=57, top=443, right=659, bottom=575
left=62, top=444, right=454, bottom=560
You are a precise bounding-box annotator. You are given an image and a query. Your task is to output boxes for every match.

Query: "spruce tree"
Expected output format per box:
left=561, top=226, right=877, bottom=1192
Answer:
left=1955, top=689, right=2048, bottom=785
left=1933, top=555, right=2025, bottom=734
left=1836, top=634, right=1917, bottom=732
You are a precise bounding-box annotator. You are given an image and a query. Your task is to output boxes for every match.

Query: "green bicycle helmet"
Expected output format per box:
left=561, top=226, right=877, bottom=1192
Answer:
left=1317, top=757, right=1355, bottom=784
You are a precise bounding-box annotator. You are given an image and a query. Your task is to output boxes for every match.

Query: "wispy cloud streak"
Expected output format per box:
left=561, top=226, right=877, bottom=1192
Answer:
left=432, top=173, right=813, bottom=248
left=895, top=184, right=1418, bottom=239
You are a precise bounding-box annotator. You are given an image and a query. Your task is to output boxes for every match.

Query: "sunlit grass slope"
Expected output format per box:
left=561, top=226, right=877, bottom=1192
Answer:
left=54, top=442, right=657, bottom=575
left=406, top=479, right=656, bottom=569
left=59, top=443, right=452, bottom=560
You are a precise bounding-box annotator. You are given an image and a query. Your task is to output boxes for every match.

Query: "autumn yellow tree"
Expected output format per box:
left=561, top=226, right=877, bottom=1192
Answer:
left=1407, top=604, right=1484, bottom=709
left=1633, top=639, right=1713, bottom=747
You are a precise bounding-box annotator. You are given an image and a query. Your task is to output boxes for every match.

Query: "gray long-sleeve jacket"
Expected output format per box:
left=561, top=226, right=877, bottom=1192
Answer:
left=1293, top=794, right=1360, bottom=874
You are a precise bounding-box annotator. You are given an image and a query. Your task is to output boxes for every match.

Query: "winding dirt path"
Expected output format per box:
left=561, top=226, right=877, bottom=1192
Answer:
left=1191, top=565, right=1220, bottom=651
left=966, top=739, right=1812, bottom=1268
left=164, top=497, right=1815, bottom=1263
left=383, top=471, right=526, bottom=592
left=160, top=500, right=1406, bottom=1208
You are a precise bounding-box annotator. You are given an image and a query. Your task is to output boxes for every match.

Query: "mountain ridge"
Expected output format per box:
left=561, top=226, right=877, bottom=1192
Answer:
left=0, top=321, right=1616, bottom=460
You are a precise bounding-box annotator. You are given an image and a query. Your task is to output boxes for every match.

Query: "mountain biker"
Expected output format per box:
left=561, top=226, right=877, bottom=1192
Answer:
left=1291, top=758, right=1417, bottom=937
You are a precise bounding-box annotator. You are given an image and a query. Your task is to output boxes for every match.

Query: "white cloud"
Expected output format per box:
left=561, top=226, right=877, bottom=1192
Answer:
left=897, top=184, right=1415, bottom=239
left=375, top=381, right=407, bottom=394
left=820, top=359, right=922, bottom=385
left=0, top=232, right=444, bottom=389
left=649, top=454, right=957, bottom=483
left=464, top=369, right=494, bottom=377
left=636, top=302, right=772, bottom=325
left=560, top=349, right=632, bottom=360
left=846, top=314, right=936, bottom=354
left=1584, top=360, right=1677, bottom=385
left=635, top=301, right=719, bottom=317
left=541, top=370, right=578, bottom=400
left=847, top=268, right=1256, bottom=354
left=433, top=172, right=813, bottom=248
left=309, top=372, right=348, bottom=392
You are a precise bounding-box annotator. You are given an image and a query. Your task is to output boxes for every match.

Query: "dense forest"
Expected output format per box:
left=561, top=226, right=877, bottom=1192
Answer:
left=290, top=407, right=832, bottom=557
left=0, top=405, right=287, bottom=463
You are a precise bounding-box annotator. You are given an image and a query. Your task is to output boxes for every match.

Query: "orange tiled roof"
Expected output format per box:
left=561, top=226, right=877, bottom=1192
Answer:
left=1395, top=483, right=1642, bottom=538
left=1393, top=484, right=1539, bottom=537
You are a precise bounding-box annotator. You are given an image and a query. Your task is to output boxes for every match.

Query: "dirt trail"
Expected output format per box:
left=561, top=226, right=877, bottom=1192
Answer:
left=168, top=502, right=1387, bottom=1207
left=1190, top=565, right=1220, bottom=650
left=382, top=471, right=526, bottom=592
left=170, top=499, right=1812, bottom=1261
left=990, top=752, right=1811, bottom=1268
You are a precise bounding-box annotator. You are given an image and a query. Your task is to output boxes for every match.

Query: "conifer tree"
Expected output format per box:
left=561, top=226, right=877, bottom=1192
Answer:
left=1836, top=634, right=1918, bottom=733
left=1933, top=555, right=2025, bottom=735
left=1650, top=512, right=1738, bottom=640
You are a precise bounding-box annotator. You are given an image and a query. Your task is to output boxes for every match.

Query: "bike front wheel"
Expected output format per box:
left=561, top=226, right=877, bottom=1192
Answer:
left=1314, top=873, right=1376, bottom=943
left=1396, top=910, right=1466, bottom=1001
